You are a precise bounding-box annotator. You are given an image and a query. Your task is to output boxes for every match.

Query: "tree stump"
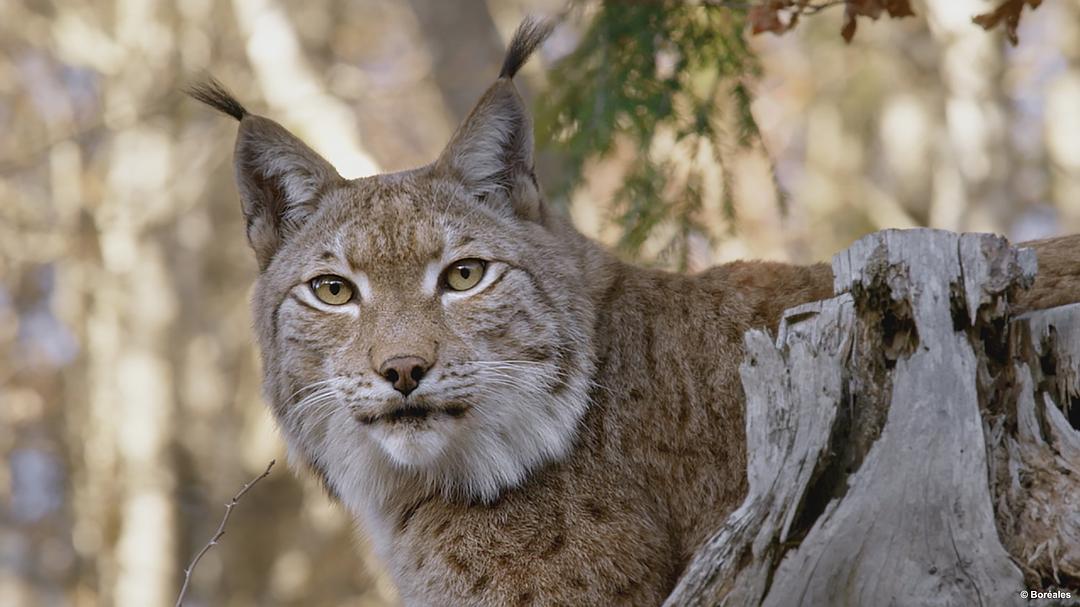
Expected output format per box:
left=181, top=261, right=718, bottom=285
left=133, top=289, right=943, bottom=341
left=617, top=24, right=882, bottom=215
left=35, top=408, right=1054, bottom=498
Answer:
left=666, top=229, right=1079, bottom=607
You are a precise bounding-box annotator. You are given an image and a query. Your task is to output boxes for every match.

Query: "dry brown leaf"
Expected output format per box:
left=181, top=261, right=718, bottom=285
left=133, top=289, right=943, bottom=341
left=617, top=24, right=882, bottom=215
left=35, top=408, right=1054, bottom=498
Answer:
left=972, top=0, right=1043, bottom=46
left=743, top=0, right=1040, bottom=46
left=749, top=4, right=790, bottom=35
left=745, top=0, right=916, bottom=43
left=841, top=0, right=915, bottom=43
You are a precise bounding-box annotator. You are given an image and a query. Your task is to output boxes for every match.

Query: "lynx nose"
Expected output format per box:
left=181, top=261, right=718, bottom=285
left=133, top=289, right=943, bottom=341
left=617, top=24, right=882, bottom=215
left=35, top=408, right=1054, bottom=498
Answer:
left=379, top=356, right=431, bottom=396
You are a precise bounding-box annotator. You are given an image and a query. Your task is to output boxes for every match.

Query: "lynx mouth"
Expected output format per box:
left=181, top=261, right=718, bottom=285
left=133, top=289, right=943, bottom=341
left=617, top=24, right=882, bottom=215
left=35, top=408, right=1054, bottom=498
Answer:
left=355, top=403, right=470, bottom=426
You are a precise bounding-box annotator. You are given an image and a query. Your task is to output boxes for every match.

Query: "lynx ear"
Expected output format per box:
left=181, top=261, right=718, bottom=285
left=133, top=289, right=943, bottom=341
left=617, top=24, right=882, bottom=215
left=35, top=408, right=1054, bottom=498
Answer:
left=233, top=117, right=342, bottom=268
left=188, top=78, right=342, bottom=269
left=436, top=18, right=552, bottom=219
left=438, top=81, right=534, bottom=198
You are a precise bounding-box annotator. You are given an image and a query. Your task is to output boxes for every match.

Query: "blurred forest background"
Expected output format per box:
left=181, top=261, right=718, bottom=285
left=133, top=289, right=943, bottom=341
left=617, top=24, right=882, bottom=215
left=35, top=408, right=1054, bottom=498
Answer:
left=2, top=0, right=1079, bottom=605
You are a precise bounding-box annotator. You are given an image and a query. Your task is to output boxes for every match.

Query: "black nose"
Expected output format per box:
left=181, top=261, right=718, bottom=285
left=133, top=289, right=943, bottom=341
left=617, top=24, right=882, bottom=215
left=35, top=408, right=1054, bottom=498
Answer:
left=379, top=356, right=431, bottom=396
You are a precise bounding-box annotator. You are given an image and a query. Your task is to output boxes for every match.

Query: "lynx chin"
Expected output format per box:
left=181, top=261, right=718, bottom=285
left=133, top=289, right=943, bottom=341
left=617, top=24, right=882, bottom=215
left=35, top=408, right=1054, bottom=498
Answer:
left=190, top=17, right=831, bottom=606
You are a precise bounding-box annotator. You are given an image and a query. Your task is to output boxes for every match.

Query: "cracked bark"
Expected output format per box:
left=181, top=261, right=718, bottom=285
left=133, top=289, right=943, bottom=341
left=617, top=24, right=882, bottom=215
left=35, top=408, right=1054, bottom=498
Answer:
left=666, top=228, right=1080, bottom=607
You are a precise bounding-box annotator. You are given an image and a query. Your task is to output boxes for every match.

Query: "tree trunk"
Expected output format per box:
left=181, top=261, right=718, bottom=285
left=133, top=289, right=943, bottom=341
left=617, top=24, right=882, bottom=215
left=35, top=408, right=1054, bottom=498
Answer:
left=924, top=0, right=1011, bottom=233
left=231, top=0, right=380, bottom=178
left=404, top=0, right=505, bottom=124
left=666, top=228, right=1079, bottom=606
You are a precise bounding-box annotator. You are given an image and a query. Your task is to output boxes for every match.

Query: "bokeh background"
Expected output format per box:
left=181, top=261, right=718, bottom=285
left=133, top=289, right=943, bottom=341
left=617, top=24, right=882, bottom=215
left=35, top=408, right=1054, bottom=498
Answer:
left=2, top=0, right=1079, bottom=605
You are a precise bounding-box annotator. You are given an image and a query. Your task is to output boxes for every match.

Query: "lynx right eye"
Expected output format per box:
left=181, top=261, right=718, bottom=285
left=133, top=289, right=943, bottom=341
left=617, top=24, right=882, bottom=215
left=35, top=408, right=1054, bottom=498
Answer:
left=443, top=259, right=486, bottom=292
left=311, top=275, right=354, bottom=305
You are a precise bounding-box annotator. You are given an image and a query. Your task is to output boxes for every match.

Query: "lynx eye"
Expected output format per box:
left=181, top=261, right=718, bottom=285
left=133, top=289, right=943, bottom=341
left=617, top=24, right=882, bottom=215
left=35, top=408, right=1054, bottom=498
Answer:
left=443, top=259, right=486, bottom=292
left=310, top=275, right=354, bottom=305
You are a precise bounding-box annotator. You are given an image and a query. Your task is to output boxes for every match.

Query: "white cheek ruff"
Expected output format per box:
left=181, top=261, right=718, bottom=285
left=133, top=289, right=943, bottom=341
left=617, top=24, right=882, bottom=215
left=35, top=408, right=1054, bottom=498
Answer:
left=278, top=362, right=592, bottom=518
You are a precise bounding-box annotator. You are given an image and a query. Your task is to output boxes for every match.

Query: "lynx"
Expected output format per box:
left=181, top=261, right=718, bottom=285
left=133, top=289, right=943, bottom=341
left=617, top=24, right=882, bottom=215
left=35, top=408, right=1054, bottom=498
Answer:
left=190, top=18, right=1080, bottom=606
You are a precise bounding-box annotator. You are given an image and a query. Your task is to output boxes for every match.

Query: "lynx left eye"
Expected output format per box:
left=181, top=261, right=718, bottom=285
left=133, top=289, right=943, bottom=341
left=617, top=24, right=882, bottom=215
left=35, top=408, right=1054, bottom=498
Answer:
left=311, top=275, right=354, bottom=305
left=443, top=259, right=486, bottom=292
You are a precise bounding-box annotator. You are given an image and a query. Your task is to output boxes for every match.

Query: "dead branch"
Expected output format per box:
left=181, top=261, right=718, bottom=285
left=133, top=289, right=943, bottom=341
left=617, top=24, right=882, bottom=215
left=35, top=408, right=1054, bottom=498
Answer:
left=174, top=459, right=276, bottom=607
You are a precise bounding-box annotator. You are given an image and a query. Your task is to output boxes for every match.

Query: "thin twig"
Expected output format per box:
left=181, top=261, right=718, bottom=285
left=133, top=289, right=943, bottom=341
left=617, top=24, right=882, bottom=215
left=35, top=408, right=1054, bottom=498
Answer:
left=174, top=459, right=276, bottom=607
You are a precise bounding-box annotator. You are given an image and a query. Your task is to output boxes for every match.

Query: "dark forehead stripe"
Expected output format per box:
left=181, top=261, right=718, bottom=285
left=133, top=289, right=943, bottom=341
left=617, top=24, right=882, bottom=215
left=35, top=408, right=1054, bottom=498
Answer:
left=450, top=234, right=476, bottom=250
left=270, top=289, right=291, bottom=343
left=511, top=262, right=559, bottom=313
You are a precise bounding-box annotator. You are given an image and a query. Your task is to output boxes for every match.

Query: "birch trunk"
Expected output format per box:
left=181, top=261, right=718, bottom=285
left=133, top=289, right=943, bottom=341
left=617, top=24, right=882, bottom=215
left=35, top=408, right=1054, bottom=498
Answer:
left=70, top=1, right=184, bottom=604
left=231, top=0, right=380, bottom=178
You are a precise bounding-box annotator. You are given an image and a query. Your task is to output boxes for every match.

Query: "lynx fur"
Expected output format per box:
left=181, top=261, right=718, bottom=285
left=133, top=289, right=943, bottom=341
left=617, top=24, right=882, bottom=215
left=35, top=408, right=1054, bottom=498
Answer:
left=189, top=18, right=1080, bottom=606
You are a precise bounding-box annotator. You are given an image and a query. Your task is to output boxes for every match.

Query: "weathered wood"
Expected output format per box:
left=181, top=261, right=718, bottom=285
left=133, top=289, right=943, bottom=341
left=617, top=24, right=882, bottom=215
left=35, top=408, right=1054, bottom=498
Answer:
left=998, top=304, right=1080, bottom=590
left=663, top=294, right=854, bottom=607
left=666, top=229, right=1080, bottom=607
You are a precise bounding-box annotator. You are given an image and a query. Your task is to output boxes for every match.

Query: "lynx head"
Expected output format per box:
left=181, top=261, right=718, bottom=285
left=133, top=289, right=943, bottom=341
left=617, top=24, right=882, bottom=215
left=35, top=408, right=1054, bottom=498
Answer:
left=190, top=19, right=597, bottom=506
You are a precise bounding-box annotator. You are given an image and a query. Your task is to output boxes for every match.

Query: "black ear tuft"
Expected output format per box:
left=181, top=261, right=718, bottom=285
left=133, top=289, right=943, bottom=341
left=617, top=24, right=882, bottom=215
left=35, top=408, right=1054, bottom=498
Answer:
left=186, top=75, right=340, bottom=269
left=498, top=17, right=555, bottom=80
left=186, top=76, right=248, bottom=121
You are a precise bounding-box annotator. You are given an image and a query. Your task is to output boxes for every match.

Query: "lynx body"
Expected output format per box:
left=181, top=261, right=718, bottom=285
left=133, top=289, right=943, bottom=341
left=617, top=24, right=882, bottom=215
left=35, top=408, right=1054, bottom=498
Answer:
left=189, top=19, right=1080, bottom=606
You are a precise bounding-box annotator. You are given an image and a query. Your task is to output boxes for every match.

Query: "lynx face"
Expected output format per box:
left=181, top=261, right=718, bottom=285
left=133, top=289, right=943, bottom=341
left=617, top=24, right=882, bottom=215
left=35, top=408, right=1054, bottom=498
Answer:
left=257, top=168, right=595, bottom=504
left=189, top=20, right=594, bottom=505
